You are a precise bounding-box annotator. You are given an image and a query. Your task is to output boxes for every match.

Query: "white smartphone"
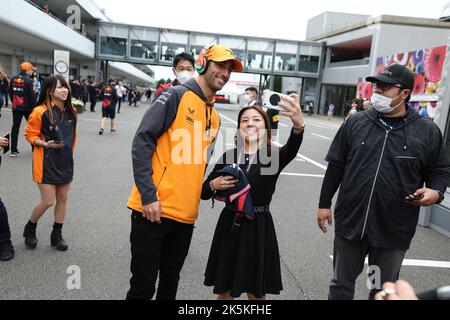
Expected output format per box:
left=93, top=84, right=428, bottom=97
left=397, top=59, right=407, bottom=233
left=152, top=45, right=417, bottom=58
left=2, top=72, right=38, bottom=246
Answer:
left=262, top=90, right=289, bottom=111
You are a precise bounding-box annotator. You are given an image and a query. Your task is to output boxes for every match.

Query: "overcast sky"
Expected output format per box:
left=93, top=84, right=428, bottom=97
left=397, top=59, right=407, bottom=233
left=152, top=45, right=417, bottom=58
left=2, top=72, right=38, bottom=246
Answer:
left=94, top=0, right=449, bottom=81
left=95, top=0, right=448, bottom=40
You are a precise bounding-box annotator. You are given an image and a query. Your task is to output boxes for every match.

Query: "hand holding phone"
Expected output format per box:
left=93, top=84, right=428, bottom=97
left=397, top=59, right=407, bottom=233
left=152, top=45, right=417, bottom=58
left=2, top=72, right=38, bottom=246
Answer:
left=405, top=194, right=424, bottom=202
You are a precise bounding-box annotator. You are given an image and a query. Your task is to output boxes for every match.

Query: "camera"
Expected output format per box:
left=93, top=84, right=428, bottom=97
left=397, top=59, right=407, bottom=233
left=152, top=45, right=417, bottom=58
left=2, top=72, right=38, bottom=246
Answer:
left=262, top=90, right=288, bottom=111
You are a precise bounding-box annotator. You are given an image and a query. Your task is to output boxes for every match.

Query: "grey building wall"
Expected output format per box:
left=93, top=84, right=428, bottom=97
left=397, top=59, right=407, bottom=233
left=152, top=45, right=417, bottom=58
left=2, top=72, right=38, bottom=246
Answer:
left=306, top=12, right=370, bottom=40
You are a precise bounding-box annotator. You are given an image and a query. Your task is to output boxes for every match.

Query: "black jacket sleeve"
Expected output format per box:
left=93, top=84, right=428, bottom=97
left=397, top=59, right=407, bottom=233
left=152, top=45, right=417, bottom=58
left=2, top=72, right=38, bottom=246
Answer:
left=423, top=124, right=450, bottom=192
left=132, top=89, right=181, bottom=205
left=318, top=163, right=345, bottom=209
left=25, top=78, right=35, bottom=109
left=325, top=120, right=350, bottom=168
left=278, top=128, right=304, bottom=172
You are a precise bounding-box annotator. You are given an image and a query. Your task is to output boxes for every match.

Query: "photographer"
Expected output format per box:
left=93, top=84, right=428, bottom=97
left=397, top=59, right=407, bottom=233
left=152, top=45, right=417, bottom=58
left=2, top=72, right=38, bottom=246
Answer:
left=0, top=135, right=14, bottom=261
left=23, top=75, right=77, bottom=252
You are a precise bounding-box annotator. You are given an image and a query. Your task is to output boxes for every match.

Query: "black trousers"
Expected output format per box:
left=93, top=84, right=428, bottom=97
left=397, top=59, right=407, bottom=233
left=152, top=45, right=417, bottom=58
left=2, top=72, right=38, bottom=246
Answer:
left=126, top=211, right=194, bottom=300
left=117, top=97, right=122, bottom=113
left=11, top=110, right=31, bottom=153
left=329, top=235, right=406, bottom=300
left=89, top=96, right=96, bottom=111
left=0, top=198, right=11, bottom=241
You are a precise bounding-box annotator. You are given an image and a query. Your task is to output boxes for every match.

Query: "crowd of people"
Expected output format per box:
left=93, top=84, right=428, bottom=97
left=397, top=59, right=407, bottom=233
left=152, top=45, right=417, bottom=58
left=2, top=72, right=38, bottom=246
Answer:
left=0, top=47, right=449, bottom=301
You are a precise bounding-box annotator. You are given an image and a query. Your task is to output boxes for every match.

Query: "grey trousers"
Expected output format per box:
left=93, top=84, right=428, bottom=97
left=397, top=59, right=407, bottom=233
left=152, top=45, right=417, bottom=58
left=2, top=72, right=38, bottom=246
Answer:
left=329, top=235, right=406, bottom=300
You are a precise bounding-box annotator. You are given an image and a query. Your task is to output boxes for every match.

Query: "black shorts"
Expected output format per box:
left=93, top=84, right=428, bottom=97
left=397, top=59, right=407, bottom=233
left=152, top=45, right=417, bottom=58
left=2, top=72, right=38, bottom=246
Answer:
left=102, top=107, right=116, bottom=119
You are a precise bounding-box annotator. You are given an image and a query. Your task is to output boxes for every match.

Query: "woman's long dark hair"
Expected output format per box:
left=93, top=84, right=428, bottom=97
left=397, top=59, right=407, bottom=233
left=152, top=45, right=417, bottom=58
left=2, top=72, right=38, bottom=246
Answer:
left=235, top=105, right=272, bottom=148
left=36, top=75, right=77, bottom=125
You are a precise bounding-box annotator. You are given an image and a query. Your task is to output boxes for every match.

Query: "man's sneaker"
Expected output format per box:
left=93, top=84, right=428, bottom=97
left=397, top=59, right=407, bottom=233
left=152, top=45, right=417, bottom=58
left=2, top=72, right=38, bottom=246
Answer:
left=10, top=151, right=21, bottom=157
left=110, top=129, right=117, bottom=134
left=99, top=128, right=104, bottom=135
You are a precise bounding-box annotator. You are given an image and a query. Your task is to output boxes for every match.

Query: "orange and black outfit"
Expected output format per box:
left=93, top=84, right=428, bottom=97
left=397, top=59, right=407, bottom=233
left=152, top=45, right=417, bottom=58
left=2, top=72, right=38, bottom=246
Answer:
left=24, top=104, right=77, bottom=184
left=126, top=79, right=220, bottom=300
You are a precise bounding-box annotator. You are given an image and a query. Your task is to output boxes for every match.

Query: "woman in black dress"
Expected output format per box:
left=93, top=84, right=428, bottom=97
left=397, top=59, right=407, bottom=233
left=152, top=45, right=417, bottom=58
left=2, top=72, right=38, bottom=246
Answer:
left=202, top=94, right=305, bottom=300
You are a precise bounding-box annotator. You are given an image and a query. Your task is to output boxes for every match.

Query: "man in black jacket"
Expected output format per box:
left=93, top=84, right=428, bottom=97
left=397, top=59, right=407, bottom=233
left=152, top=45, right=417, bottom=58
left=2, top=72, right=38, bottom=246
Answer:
left=317, top=64, right=450, bottom=300
left=9, top=62, right=36, bottom=157
left=88, top=81, right=97, bottom=112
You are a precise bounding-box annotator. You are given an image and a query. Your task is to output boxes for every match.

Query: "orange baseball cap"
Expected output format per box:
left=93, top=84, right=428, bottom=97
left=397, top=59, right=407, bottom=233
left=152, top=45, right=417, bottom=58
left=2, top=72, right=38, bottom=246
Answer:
left=20, top=62, right=34, bottom=71
left=206, top=45, right=244, bottom=72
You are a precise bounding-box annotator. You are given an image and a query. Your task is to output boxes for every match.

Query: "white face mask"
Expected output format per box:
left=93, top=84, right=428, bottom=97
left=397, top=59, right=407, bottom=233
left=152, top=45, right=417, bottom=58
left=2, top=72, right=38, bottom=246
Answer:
left=371, top=92, right=404, bottom=114
left=243, top=94, right=251, bottom=103
left=176, top=71, right=194, bottom=84
left=239, top=94, right=252, bottom=107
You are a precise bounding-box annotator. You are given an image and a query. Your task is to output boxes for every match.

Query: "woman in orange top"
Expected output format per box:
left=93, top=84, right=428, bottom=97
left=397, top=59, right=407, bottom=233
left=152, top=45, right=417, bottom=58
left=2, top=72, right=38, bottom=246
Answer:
left=23, top=75, right=77, bottom=251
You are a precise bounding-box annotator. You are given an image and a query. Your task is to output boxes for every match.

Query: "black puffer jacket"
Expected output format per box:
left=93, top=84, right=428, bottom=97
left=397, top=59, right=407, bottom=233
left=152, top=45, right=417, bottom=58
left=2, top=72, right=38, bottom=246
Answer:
left=326, top=106, right=450, bottom=250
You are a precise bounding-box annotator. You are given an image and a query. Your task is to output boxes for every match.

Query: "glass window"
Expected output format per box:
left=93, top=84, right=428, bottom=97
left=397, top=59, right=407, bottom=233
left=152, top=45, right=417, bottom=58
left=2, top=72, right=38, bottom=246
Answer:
left=130, top=28, right=158, bottom=60
left=298, top=44, right=321, bottom=73
left=299, top=55, right=319, bottom=73
left=160, top=31, right=188, bottom=62
left=99, top=25, right=128, bottom=56
left=246, top=40, right=274, bottom=71
left=275, top=42, right=298, bottom=72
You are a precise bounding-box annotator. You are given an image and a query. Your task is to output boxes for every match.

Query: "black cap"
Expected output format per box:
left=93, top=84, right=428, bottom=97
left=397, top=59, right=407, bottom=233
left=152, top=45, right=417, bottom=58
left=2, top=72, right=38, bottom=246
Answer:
left=366, top=64, right=415, bottom=91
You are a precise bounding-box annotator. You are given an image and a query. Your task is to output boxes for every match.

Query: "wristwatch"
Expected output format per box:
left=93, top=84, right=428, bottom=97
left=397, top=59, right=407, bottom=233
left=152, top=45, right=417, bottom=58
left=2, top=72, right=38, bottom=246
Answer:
left=435, top=190, right=445, bottom=204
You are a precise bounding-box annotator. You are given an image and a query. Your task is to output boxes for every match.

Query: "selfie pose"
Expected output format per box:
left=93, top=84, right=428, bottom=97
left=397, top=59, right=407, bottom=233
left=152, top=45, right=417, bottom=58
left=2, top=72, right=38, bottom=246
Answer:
left=201, top=94, right=304, bottom=300
left=23, top=75, right=77, bottom=251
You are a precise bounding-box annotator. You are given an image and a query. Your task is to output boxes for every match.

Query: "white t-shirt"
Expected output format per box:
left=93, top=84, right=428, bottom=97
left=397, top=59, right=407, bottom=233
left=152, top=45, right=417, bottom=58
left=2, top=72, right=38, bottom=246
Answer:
left=115, top=85, right=123, bottom=98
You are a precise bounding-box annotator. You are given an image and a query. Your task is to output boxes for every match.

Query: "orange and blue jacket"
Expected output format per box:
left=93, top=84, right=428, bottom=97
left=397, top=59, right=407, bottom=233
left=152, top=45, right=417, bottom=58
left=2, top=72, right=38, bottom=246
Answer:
left=24, top=104, right=77, bottom=184
left=127, top=80, right=220, bottom=224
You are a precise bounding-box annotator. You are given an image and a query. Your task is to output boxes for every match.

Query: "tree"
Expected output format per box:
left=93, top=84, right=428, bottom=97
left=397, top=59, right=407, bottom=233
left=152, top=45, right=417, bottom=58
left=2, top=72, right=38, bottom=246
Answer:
left=155, top=78, right=166, bottom=89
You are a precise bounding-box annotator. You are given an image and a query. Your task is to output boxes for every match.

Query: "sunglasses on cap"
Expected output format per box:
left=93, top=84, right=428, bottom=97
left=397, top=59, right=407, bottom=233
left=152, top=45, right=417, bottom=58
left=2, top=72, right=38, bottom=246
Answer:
left=372, top=82, right=403, bottom=91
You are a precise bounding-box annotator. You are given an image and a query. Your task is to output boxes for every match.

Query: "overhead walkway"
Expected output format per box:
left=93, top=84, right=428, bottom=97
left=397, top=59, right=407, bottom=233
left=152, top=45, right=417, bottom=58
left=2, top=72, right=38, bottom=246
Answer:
left=96, top=21, right=325, bottom=79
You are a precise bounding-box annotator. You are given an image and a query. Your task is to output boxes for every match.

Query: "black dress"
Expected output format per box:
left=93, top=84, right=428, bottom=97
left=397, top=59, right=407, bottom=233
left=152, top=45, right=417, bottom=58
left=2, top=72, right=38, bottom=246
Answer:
left=201, top=129, right=304, bottom=298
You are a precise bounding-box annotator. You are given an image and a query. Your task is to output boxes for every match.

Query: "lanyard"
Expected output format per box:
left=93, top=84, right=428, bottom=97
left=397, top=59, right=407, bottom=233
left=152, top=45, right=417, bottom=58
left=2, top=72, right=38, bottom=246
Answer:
left=238, top=152, right=257, bottom=173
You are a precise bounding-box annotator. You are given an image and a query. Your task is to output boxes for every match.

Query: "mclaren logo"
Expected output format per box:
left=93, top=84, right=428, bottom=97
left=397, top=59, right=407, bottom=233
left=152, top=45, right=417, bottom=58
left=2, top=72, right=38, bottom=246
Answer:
left=188, top=107, right=195, bottom=114
left=186, top=114, right=194, bottom=125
